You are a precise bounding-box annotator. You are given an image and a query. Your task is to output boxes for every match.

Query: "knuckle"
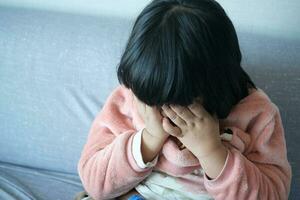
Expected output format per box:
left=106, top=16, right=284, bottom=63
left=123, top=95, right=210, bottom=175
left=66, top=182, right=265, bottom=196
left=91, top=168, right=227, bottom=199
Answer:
left=189, top=121, right=196, bottom=127
left=162, top=105, right=170, bottom=110
left=185, top=115, right=193, bottom=120
left=178, top=109, right=185, bottom=115
left=171, top=115, right=177, bottom=120
left=189, top=104, right=197, bottom=109
left=197, top=117, right=205, bottom=123
left=177, top=128, right=182, bottom=134
left=177, top=120, right=185, bottom=126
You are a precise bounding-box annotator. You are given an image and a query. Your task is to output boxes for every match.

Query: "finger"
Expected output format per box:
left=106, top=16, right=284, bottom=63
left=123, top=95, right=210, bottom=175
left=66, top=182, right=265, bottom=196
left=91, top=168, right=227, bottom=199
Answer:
left=169, top=104, right=195, bottom=121
left=162, top=105, right=186, bottom=127
left=161, top=110, right=167, bottom=117
left=162, top=117, right=182, bottom=137
left=187, top=101, right=207, bottom=119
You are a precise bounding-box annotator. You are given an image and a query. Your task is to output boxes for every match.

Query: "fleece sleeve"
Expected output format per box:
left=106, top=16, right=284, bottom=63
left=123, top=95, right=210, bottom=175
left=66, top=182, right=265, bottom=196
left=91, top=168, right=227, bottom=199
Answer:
left=77, top=85, right=155, bottom=200
left=203, top=104, right=292, bottom=200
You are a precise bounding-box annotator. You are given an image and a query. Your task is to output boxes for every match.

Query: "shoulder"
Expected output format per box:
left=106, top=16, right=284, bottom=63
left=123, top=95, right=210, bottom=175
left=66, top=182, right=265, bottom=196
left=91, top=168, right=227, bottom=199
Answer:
left=223, top=88, right=279, bottom=132
left=108, top=84, right=133, bottom=101
left=99, top=84, right=135, bottom=117
left=234, top=87, right=278, bottom=116
left=104, top=84, right=134, bottom=107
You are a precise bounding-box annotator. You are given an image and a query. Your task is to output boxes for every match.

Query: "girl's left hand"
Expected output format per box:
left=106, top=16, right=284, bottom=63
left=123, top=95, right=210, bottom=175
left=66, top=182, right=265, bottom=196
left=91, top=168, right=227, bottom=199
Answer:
left=161, top=101, right=222, bottom=158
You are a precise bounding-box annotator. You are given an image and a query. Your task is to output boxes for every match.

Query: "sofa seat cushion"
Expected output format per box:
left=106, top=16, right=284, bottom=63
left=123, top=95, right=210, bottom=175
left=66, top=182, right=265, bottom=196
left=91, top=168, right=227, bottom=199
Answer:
left=0, top=162, right=83, bottom=200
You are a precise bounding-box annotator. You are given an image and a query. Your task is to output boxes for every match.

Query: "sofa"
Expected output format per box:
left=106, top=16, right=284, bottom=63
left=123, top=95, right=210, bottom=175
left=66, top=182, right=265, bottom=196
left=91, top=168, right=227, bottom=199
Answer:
left=0, top=1, right=299, bottom=199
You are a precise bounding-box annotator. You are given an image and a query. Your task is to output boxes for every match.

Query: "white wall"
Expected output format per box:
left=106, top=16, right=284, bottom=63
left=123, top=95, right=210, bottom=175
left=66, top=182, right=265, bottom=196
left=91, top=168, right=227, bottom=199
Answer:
left=219, top=0, right=300, bottom=40
left=0, top=0, right=152, bottom=18
left=0, top=0, right=299, bottom=40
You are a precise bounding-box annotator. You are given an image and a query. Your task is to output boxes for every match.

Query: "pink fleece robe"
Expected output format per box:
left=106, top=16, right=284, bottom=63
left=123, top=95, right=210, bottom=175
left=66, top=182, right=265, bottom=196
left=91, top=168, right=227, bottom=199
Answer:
left=77, top=85, right=292, bottom=200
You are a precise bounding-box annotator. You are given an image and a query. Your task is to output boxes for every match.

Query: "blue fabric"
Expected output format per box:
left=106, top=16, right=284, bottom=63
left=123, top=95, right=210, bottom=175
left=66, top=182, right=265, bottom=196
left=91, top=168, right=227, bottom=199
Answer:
left=0, top=162, right=83, bottom=200
left=128, top=194, right=145, bottom=200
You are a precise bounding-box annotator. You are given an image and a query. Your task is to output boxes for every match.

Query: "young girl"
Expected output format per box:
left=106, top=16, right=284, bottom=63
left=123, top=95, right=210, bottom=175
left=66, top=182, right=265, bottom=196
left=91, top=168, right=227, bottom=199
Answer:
left=77, top=0, right=292, bottom=199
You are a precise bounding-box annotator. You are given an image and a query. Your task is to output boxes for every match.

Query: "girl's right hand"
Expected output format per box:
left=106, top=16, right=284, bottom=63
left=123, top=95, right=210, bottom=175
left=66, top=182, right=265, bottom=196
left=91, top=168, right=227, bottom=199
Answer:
left=133, top=95, right=169, bottom=140
left=133, top=95, right=184, bottom=163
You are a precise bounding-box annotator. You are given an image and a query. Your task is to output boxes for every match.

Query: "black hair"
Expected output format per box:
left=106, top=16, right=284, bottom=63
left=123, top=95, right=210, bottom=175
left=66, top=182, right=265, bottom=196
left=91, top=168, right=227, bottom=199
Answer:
left=117, top=0, right=256, bottom=119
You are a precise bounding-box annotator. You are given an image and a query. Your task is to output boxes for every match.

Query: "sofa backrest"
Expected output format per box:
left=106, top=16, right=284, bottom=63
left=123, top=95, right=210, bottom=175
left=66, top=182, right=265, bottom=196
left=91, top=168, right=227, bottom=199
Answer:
left=0, top=6, right=127, bottom=173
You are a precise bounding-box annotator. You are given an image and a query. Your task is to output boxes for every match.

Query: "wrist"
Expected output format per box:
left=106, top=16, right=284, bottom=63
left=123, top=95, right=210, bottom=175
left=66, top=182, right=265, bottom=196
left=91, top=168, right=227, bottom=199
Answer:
left=194, top=140, right=224, bottom=159
left=144, top=128, right=168, bottom=142
left=197, top=144, right=228, bottom=179
left=141, top=128, right=166, bottom=163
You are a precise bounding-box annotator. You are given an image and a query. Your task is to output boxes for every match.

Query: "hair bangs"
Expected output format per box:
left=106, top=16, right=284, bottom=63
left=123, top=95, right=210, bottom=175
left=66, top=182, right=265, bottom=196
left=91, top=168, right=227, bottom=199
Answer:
left=117, top=0, right=257, bottom=119
left=118, top=6, right=208, bottom=107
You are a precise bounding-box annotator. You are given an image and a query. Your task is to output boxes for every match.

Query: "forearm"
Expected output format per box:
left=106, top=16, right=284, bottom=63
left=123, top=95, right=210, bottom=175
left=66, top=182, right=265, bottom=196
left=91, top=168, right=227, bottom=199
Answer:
left=78, top=132, right=152, bottom=199
left=195, top=144, right=228, bottom=179
left=141, top=128, right=167, bottom=163
left=202, top=148, right=291, bottom=200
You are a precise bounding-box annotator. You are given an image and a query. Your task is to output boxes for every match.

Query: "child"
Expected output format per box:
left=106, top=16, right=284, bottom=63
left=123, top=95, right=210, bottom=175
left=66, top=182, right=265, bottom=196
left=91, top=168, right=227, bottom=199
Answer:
left=77, top=0, right=292, bottom=199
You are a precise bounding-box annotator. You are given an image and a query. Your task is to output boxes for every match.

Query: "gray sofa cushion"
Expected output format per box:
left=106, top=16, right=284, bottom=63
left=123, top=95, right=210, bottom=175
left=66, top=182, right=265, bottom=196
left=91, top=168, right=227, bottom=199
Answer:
left=0, top=6, right=127, bottom=174
left=0, top=162, right=83, bottom=200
